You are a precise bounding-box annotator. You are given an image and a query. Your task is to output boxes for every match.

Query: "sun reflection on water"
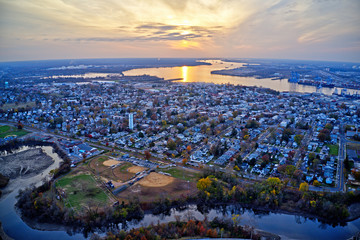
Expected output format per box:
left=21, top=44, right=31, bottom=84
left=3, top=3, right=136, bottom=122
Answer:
left=182, top=66, right=188, bottom=82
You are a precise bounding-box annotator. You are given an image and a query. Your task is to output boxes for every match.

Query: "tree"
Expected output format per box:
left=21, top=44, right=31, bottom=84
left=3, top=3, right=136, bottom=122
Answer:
left=324, top=123, right=333, bottom=130
left=102, top=118, right=109, bottom=126
left=309, top=152, right=316, bottom=161
left=318, top=129, right=330, bottom=142
left=197, top=177, right=212, bottom=191
left=312, top=159, right=319, bottom=170
left=182, top=158, right=188, bottom=166
left=285, top=165, right=296, bottom=178
left=144, top=150, right=151, bottom=160
left=186, top=145, right=192, bottom=153
left=167, top=138, right=176, bottom=150
left=265, top=177, right=282, bottom=194
left=352, top=169, right=360, bottom=181
left=313, top=180, right=321, bottom=187
left=293, top=169, right=303, bottom=183
left=262, top=154, right=270, bottom=163
left=282, top=128, right=293, bottom=142
left=245, top=119, right=260, bottom=129
left=299, top=182, right=309, bottom=192
left=294, top=134, right=304, bottom=145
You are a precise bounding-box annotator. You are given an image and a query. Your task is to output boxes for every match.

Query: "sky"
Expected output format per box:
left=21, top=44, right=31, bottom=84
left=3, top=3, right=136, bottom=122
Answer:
left=0, top=0, right=359, bottom=62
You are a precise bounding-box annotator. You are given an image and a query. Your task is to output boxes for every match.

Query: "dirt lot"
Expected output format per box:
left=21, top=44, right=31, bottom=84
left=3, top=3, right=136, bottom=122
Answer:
left=89, top=157, right=135, bottom=183
left=127, top=166, right=146, bottom=174
left=138, top=172, right=174, bottom=187
left=117, top=175, right=198, bottom=202
left=103, top=159, right=121, bottom=166
left=0, top=148, right=54, bottom=179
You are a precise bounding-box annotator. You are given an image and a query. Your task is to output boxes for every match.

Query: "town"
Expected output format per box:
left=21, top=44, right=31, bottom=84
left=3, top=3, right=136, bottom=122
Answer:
left=1, top=78, right=359, bottom=195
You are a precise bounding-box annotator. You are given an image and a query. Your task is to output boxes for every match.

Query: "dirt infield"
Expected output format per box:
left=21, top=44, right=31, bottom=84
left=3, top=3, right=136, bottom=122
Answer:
left=127, top=166, right=146, bottom=173
left=138, top=172, right=174, bottom=187
left=103, top=159, right=120, bottom=166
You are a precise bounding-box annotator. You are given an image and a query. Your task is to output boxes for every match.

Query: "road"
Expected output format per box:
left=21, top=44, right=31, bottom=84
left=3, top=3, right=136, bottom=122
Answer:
left=310, top=125, right=346, bottom=192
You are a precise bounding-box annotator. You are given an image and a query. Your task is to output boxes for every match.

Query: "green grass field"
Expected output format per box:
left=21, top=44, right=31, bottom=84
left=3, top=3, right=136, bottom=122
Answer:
left=0, top=125, right=29, bottom=138
left=118, top=162, right=133, bottom=172
left=0, top=102, right=36, bottom=111
left=160, top=167, right=201, bottom=182
left=56, top=173, right=109, bottom=210
left=327, top=144, right=339, bottom=156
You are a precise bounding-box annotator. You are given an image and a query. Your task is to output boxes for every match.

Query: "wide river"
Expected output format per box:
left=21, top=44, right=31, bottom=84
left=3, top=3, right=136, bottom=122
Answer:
left=0, top=147, right=359, bottom=239
left=124, top=60, right=357, bottom=96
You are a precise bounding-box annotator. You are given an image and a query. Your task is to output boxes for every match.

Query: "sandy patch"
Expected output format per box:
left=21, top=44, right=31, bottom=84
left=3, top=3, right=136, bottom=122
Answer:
left=99, top=175, right=124, bottom=187
left=127, top=166, right=146, bottom=173
left=138, top=172, right=174, bottom=187
left=103, top=159, right=120, bottom=166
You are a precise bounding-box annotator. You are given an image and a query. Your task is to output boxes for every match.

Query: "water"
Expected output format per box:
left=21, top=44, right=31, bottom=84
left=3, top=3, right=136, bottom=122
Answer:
left=123, top=60, right=356, bottom=95
left=0, top=146, right=359, bottom=239
left=129, top=205, right=360, bottom=240
left=0, top=146, right=84, bottom=240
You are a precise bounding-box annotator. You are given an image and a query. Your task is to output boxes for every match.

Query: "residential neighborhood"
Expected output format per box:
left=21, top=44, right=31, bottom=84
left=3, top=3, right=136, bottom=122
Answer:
left=1, top=80, right=359, bottom=192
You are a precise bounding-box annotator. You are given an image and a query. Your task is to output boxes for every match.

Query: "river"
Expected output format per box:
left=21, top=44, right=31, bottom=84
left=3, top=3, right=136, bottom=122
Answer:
left=123, top=60, right=357, bottom=96
left=0, top=146, right=359, bottom=239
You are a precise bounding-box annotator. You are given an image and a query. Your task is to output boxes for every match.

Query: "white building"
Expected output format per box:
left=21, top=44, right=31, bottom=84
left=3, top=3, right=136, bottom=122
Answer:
left=129, top=113, right=134, bottom=130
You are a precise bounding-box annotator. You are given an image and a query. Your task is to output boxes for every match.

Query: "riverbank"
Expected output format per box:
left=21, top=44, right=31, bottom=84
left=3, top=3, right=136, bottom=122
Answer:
left=0, top=222, right=13, bottom=240
left=348, top=203, right=360, bottom=221
left=101, top=218, right=281, bottom=240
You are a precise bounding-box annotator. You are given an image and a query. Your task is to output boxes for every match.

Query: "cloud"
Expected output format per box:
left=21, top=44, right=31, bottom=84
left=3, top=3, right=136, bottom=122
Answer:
left=0, top=0, right=359, bottom=62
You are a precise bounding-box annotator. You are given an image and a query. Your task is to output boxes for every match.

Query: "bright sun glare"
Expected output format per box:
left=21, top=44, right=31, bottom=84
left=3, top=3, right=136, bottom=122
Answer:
left=182, top=66, right=188, bottom=82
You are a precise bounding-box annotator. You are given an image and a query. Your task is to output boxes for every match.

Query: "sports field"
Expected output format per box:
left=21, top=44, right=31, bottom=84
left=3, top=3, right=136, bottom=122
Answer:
left=56, top=173, right=109, bottom=210
left=0, top=125, right=28, bottom=138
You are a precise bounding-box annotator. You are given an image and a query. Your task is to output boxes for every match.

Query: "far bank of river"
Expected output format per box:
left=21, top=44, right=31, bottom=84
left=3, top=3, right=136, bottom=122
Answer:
left=123, top=60, right=358, bottom=96
left=0, top=146, right=359, bottom=239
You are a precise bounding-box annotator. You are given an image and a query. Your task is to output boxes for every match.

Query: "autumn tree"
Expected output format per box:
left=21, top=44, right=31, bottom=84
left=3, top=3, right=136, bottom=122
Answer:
left=265, top=177, right=282, bottom=194
left=186, top=145, right=192, bottom=153
left=197, top=177, right=212, bottom=191
left=144, top=150, right=151, bottom=160
left=313, top=180, right=321, bottom=187
left=182, top=158, right=188, bottom=165
left=299, top=182, right=309, bottom=192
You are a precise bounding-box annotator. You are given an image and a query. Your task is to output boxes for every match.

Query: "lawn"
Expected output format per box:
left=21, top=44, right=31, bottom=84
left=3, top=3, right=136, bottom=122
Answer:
left=0, top=125, right=29, bottom=138
left=159, top=167, right=201, bottom=182
left=56, top=173, right=109, bottom=210
left=118, top=162, right=133, bottom=172
left=1, top=102, right=36, bottom=111
left=327, top=144, right=339, bottom=156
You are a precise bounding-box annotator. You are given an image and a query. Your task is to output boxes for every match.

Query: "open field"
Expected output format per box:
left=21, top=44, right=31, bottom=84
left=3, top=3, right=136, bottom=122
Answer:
left=88, top=155, right=144, bottom=182
left=128, top=166, right=146, bottom=173
left=0, top=125, right=29, bottom=138
left=159, top=166, right=201, bottom=182
left=56, top=172, right=109, bottom=210
left=327, top=144, right=339, bottom=156
left=117, top=176, right=197, bottom=203
left=0, top=102, right=36, bottom=111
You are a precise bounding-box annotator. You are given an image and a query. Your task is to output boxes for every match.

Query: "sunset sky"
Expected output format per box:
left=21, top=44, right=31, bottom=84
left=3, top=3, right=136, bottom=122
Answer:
left=0, top=0, right=359, bottom=62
